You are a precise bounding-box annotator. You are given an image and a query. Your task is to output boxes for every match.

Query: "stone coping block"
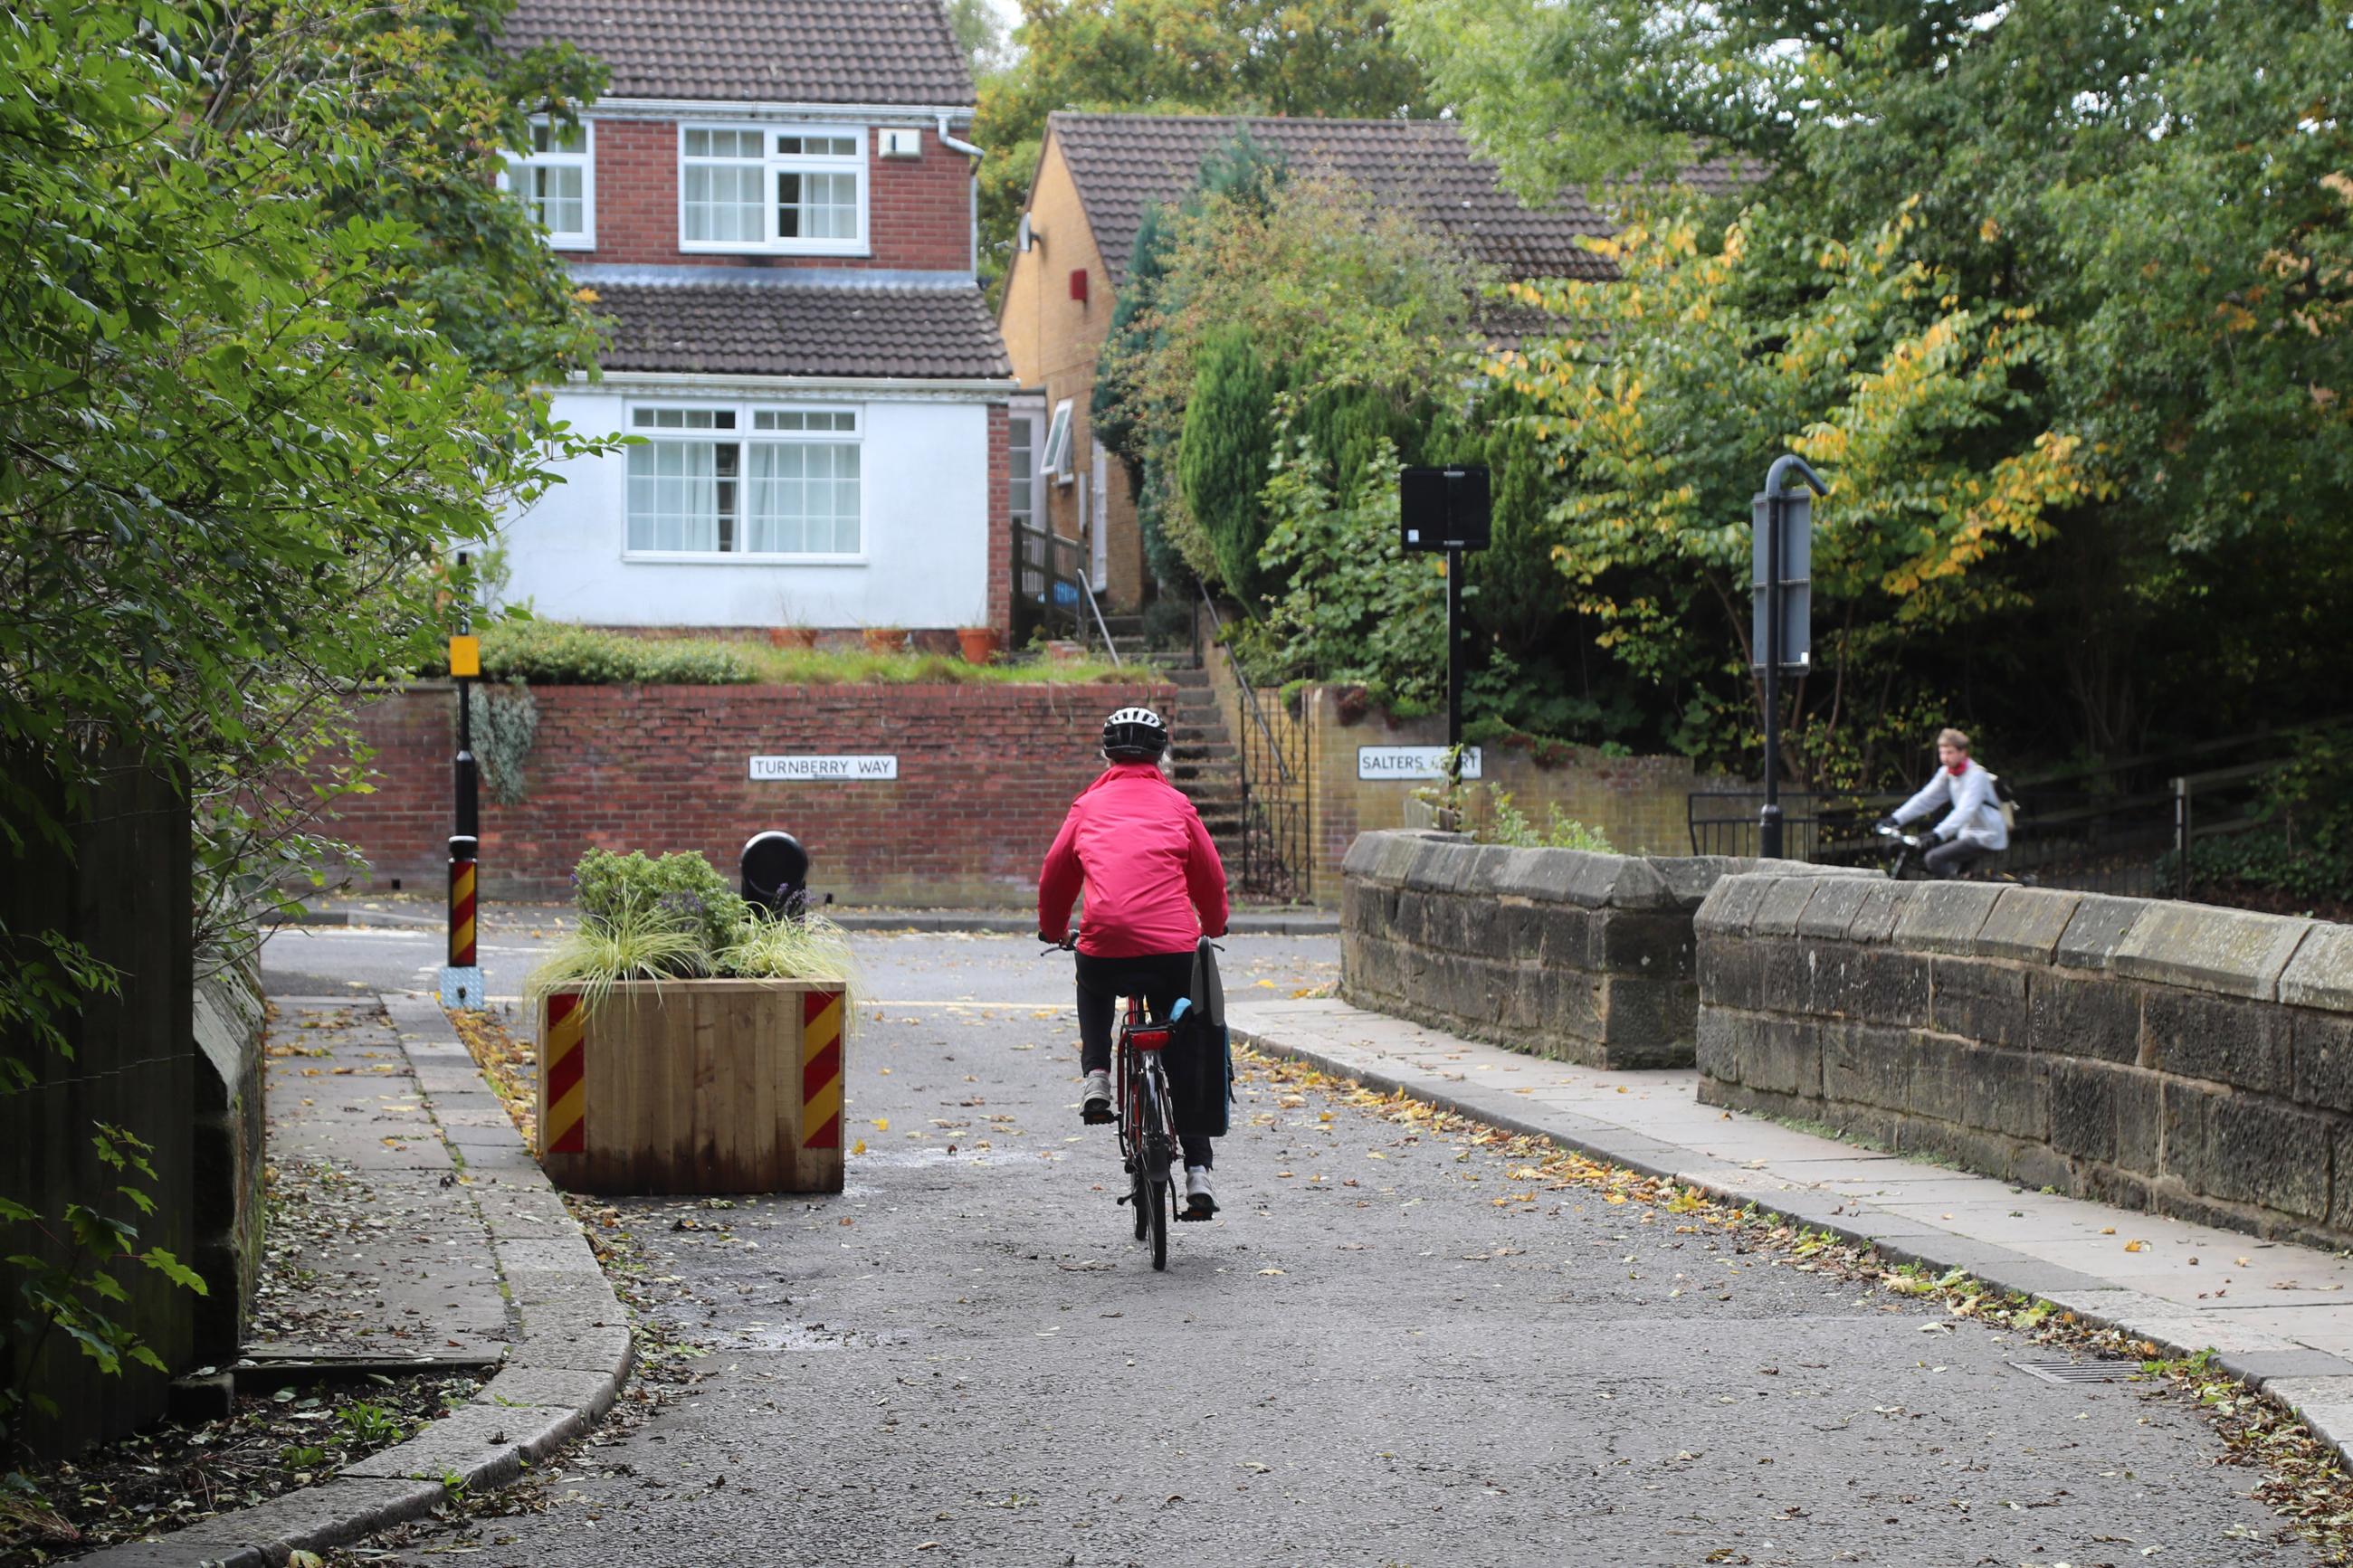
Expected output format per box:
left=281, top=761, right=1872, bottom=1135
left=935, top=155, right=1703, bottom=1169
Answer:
left=1891, top=879, right=2006, bottom=955
left=2283, top=924, right=2353, bottom=1012
left=1975, top=886, right=2082, bottom=964
left=2112, top=900, right=2315, bottom=1000
left=1348, top=830, right=1853, bottom=913
left=2057, top=895, right=2144, bottom=970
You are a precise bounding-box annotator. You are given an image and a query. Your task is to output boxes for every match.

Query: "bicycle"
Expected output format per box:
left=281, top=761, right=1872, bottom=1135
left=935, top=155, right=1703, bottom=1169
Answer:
left=1044, top=936, right=1184, bottom=1271
left=1872, top=822, right=2034, bottom=885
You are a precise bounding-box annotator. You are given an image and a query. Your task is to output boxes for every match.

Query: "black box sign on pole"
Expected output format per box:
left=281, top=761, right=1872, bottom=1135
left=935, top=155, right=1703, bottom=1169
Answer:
left=1400, top=466, right=1492, bottom=553
left=1750, top=489, right=1813, bottom=673
left=1750, top=455, right=1829, bottom=861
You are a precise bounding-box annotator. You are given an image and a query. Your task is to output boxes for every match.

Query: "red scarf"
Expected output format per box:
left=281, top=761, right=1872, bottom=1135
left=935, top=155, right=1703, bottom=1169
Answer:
left=1947, top=758, right=1970, bottom=777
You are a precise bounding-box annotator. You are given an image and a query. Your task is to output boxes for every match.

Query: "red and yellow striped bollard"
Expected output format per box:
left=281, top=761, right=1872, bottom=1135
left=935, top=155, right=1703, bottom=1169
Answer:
left=448, top=851, right=477, bottom=969
left=542, top=992, right=586, bottom=1156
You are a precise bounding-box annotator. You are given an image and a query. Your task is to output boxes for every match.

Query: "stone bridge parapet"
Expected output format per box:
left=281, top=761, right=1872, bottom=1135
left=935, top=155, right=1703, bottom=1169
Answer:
left=1338, top=831, right=1853, bottom=1069
left=1694, top=874, right=2353, bottom=1249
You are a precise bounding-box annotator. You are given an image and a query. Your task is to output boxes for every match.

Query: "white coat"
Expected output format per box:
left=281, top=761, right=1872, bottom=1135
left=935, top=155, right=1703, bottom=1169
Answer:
left=1896, top=761, right=2009, bottom=851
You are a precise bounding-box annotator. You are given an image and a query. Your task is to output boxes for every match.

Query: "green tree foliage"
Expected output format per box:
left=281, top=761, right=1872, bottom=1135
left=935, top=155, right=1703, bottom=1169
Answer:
left=1100, top=166, right=1479, bottom=603
left=0, top=0, right=614, bottom=1412
left=1179, top=327, right=1281, bottom=600
left=1396, top=0, right=2353, bottom=778
left=973, top=0, right=1430, bottom=285
left=944, top=0, right=1010, bottom=78
left=1244, top=434, right=1447, bottom=711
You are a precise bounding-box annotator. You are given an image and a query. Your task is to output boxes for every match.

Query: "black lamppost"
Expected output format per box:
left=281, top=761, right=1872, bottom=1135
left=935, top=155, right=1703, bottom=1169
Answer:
left=1755, top=456, right=1829, bottom=860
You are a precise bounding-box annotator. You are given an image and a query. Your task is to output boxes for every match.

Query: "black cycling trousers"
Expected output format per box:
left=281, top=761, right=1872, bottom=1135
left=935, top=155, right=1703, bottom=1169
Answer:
left=1075, top=950, right=1212, bottom=1170
left=1925, top=840, right=1988, bottom=879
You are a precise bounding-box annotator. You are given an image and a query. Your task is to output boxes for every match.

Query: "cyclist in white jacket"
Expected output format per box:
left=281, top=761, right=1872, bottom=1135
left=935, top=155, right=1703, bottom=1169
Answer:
left=1885, top=728, right=2008, bottom=878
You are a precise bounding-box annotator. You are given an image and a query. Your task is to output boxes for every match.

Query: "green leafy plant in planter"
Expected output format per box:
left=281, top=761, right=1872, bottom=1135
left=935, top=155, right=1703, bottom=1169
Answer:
left=529, top=850, right=854, bottom=1015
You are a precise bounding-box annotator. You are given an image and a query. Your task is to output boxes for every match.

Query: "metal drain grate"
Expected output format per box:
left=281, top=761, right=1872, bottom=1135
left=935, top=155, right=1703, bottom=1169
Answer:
left=2009, top=1359, right=2139, bottom=1384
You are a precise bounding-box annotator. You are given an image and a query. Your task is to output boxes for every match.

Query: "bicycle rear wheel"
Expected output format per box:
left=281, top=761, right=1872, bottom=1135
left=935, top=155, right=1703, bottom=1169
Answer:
left=1148, top=1174, right=1167, bottom=1270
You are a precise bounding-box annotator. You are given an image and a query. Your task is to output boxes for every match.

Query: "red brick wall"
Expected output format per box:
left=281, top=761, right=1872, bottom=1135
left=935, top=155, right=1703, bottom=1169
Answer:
left=582, top=120, right=971, bottom=271
left=337, top=679, right=1173, bottom=905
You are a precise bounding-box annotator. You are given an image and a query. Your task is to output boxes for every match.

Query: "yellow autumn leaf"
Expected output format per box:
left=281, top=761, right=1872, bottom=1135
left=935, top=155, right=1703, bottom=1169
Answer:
left=2124, top=1239, right=2149, bottom=1253
left=852, top=1139, right=867, bottom=1155
left=1605, top=1193, right=1628, bottom=1205
left=872, top=1117, right=890, bottom=1132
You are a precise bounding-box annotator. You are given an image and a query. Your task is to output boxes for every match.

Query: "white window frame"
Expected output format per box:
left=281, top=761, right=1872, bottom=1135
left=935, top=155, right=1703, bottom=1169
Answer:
left=501, top=118, right=595, bottom=251
left=676, top=122, right=870, bottom=257
left=1041, top=399, right=1075, bottom=485
left=620, top=399, right=867, bottom=565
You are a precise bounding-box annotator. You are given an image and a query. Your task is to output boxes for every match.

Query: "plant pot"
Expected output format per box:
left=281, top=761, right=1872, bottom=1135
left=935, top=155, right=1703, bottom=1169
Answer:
left=957, top=626, right=1001, bottom=665
left=770, top=626, right=819, bottom=650
left=862, top=627, right=906, bottom=654
left=537, top=980, right=849, bottom=1195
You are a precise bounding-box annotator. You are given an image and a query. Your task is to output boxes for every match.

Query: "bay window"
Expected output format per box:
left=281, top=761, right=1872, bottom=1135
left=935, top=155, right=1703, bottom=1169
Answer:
left=680, top=126, right=866, bottom=254
left=625, top=404, right=862, bottom=559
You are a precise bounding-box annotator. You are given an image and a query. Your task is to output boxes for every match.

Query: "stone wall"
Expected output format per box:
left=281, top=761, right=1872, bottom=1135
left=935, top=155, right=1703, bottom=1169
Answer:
left=193, top=965, right=267, bottom=1358
left=1695, top=874, right=2353, bottom=1249
left=1339, top=831, right=1853, bottom=1069
left=327, top=678, right=1174, bottom=904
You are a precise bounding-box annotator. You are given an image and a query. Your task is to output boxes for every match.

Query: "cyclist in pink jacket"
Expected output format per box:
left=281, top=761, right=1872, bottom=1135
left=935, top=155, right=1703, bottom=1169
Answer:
left=1039, top=706, right=1231, bottom=1215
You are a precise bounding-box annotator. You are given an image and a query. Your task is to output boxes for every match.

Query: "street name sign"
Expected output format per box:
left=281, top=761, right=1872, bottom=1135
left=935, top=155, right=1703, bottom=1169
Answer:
left=1358, top=746, right=1482, bottom=781
left=748, top=755, right=900, bottom=782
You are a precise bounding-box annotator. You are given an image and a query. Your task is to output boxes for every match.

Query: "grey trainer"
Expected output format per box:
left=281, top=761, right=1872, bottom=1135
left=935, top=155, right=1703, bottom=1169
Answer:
left=1080, top=1069, right=1114, bottom=1125
left=1184, top=1165, right=1217, bottom=1219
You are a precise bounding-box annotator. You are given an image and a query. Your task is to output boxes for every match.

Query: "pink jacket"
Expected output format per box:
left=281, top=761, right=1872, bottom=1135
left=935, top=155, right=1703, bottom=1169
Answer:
left=1038, top=762, right=1230, bottom=958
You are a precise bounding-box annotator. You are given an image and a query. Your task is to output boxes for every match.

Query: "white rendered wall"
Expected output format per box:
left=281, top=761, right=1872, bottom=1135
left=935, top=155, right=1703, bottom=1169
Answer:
left=499, top=385, right=994, bottom=629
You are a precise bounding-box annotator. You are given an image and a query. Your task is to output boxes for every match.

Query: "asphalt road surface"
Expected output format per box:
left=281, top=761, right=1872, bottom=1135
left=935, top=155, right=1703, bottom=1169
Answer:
left=341, top=936, right=2299, bottom=1567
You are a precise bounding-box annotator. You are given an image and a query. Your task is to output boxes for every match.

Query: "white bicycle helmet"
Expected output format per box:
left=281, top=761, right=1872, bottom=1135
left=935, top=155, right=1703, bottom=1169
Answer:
left=1102, top=706, right=1169, bottom=761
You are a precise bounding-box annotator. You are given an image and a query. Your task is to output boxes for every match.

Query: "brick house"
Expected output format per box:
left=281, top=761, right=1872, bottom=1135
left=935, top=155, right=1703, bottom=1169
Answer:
left=492, top=0, right=1015, bottom=637
left=997, top=113, right=1745, bottom=613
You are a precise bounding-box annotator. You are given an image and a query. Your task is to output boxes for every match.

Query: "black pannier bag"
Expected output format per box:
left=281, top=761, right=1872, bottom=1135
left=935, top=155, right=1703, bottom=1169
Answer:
left=1168, top=936, right=1233, bottom=1139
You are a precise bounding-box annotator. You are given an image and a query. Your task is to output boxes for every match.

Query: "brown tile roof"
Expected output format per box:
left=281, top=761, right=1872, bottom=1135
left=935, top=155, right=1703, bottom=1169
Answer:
left=578, top=270, right=1011, bottom=379
left=504, top=0, right=973, bottom=109
left=1049, top=112, right=1751, bottom=289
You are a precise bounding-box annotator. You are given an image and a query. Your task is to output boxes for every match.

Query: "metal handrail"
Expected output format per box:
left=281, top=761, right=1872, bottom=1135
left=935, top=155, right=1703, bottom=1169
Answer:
left=1196, top=586, right=1295, bottom=788
left=1080, top=575, right=1122, bottom=665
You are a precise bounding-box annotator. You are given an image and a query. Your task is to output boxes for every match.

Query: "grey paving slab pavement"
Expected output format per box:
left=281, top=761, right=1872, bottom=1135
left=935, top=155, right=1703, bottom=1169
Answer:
left=1230, top=993, right=2353, bottom=1465
left=84, top=996, right=629, bottom=1567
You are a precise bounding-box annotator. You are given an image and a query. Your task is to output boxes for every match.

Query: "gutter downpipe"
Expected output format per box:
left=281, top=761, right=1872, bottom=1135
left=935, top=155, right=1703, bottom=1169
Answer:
left=937, top=115, right=985, bottom=276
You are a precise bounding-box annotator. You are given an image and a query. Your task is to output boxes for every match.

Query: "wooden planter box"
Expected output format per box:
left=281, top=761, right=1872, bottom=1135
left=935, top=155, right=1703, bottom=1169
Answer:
left=536, top=979, right=846, bottom=1195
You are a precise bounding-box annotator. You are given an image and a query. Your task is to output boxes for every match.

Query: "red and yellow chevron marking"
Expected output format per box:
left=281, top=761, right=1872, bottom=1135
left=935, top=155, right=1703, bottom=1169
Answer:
left=801, top=988, right=843, bottom=1150
left=448, top=857, right=477, bottom=968
left=543, top=992, right=586, bottom=1155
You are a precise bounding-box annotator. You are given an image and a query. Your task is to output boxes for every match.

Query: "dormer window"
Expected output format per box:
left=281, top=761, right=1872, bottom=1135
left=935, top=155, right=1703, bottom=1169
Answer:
left=506, top=119, right=595, bottom=250
left=679, top=125, right=868, bottom=256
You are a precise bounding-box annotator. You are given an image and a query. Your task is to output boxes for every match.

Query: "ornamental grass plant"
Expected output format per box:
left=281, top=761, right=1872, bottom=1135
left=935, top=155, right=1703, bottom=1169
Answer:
left=527, top=849, right=856, bottom=1016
